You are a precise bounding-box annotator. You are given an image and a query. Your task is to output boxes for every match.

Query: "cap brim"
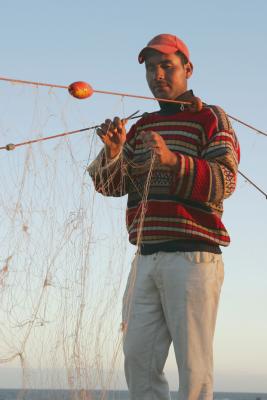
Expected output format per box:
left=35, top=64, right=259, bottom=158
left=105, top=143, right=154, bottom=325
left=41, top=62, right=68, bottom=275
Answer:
left=138, top=44, right=178, bottom=64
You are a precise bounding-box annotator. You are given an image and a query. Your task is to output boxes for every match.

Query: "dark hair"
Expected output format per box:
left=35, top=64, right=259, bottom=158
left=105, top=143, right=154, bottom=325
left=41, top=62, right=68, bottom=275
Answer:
left=143, top=49, right=190, bottom=65
left=176, top=51, right=189, bottom=65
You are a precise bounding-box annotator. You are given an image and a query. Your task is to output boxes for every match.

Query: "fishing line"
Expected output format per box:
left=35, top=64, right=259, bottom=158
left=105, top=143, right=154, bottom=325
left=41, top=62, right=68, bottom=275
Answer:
left=0, top=76, right=266, bottom=198
left=1, top=75, right=266, bottom=137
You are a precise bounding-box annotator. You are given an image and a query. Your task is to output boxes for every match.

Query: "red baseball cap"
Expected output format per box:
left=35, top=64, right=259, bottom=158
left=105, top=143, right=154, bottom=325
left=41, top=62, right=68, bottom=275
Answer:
left=138, top=34, right=190, bottom=64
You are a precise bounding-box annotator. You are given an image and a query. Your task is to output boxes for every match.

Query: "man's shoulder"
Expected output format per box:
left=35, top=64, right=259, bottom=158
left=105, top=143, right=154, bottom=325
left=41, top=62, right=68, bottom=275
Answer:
left=202, top=104, right=233, bottom=132
left=203, top=104, right=228, bottom=119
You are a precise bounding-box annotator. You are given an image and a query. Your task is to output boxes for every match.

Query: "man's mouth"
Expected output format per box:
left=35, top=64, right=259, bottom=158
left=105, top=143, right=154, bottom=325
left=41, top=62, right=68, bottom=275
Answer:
left=154, top=84, right=169, bottom=91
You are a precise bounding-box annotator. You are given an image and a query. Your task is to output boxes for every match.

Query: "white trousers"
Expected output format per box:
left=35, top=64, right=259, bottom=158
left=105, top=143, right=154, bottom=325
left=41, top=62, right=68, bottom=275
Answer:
left=122, top=251, right=224, bottom=400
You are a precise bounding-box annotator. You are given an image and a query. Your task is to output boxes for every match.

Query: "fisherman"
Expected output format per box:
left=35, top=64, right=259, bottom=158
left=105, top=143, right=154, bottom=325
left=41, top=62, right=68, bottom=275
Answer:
left=88, top=33, right=240, bottom=400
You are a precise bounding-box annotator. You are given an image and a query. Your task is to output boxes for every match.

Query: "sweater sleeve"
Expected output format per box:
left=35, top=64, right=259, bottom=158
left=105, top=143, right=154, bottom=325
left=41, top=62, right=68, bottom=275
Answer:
left=87, top=125, right=136, bottom=197
left=171, top=106, right=240, bottom=203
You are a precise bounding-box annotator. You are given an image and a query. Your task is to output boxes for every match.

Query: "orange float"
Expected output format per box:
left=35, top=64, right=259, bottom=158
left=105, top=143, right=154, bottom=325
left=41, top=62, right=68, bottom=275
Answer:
left=68, top=81, right=94, bottom=99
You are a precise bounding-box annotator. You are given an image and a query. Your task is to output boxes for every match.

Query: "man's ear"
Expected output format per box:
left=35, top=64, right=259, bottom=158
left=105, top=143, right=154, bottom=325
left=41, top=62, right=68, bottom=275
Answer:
left=185, top=62, right=193, bottom=79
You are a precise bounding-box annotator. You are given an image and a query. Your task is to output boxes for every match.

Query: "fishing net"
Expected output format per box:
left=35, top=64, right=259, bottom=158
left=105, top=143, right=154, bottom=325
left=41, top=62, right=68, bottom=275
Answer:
left=0, top=78, right=265, bottom=400
left=0, top=82, right=139, bottom=398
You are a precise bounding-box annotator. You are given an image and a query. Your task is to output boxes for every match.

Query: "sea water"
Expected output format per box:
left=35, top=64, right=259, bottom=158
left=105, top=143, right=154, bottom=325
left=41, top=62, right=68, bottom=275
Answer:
left=0, top=389, right=266, bottom=400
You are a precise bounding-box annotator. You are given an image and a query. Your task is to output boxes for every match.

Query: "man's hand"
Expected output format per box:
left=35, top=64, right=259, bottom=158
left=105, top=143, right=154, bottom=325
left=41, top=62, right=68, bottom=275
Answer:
left=140, top=130, right=178, bottom=170
left=97, top=117, right=127, bottom=159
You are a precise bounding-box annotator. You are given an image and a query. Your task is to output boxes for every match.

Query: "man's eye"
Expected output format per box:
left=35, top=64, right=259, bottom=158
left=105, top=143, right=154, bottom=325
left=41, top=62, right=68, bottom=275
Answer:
left=160, top=65, right=171, bottom=70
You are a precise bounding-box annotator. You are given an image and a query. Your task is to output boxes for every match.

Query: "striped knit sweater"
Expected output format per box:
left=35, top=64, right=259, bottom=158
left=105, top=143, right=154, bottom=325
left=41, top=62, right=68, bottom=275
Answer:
left=88, top=93, right=240, bottom=252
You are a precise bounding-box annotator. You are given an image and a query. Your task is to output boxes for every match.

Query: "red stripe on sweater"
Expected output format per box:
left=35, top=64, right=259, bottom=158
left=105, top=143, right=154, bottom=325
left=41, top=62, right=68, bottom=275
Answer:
left=127, top=201, right=226, bottom=230
left=190, top=158, right=211, bottom=201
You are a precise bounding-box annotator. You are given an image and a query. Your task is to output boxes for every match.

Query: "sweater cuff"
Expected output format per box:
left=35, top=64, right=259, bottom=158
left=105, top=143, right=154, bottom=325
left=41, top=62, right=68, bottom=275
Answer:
left=87, top=147, right=122, bottom=176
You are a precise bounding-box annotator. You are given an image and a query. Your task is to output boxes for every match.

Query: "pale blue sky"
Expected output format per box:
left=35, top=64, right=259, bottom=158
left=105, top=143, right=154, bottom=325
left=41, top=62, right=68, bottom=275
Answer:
left=0, top=0, right=266, bottom=394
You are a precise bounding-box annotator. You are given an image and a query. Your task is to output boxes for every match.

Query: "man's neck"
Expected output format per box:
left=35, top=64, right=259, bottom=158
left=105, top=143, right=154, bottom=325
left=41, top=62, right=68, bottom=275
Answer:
left=159, top=90, right=194, bottom=114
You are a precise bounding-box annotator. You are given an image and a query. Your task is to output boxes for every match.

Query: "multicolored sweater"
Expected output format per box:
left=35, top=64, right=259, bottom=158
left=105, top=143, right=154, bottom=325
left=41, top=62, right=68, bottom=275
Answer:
left=88, top=91, right=240, bottom=253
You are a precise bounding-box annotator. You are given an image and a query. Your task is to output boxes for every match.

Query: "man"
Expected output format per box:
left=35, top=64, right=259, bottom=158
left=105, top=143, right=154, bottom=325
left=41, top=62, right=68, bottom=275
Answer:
left=88, top=34, right=240, bottom=400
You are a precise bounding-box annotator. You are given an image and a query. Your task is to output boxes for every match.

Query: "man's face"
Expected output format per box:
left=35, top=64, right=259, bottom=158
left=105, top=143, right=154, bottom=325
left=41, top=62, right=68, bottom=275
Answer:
left=145, top=51, right=192, bottom=100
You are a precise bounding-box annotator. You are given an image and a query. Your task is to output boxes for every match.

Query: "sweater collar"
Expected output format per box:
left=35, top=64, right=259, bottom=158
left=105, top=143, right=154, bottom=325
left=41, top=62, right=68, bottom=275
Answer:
left=158, top=89, right=195, bottom=115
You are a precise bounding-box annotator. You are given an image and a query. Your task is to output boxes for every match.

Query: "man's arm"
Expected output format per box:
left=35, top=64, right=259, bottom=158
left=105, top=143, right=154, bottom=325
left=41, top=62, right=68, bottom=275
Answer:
left=141, top=106, right=240, bottom=203
left=87, top=117, right=135, bottom=197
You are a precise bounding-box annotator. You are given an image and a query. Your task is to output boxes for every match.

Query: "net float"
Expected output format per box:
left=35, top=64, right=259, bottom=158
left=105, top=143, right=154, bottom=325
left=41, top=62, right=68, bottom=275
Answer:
left=68, top=81, right=94, bottom=99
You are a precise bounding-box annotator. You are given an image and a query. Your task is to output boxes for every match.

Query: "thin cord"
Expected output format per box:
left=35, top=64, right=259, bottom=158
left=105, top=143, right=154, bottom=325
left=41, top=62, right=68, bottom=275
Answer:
left=0, top=76, right=266, bottom=198
left=0, top=112, right=142, bottom=151
left=0, top=76, right=191, bottom=105
left=227, top=114, right=267, bottom=138
left=238, top=170, right=267, bottom=199
left=0, top=75, right=266, bottom=136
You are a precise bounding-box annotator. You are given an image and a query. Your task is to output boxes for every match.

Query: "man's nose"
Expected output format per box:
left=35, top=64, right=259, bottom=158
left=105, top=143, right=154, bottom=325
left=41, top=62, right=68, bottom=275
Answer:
left=154, top=67, right=164, bottom=80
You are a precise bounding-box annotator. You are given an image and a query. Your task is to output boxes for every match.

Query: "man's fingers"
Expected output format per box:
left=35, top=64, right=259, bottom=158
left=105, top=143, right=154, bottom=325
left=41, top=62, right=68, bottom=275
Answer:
left=99, top=124, right=107, bottom=134
left=105, top=119, right=112, bottom=126
left=96, top=128, right=108, bottom=144
left=96, top=116, right=127, bottom=147
left=140, top=130, right=158, bottom=140
left=96, top=127, right=104, bottom=137
left=113, top=117, right=126, bottom=134
left=113, top=117, right=122, bottom=127
left=100, top=118, right=124, bottom=134
left=142, top=136, right=159, bottom=146
left=99, top=119, right=113, bottom=133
